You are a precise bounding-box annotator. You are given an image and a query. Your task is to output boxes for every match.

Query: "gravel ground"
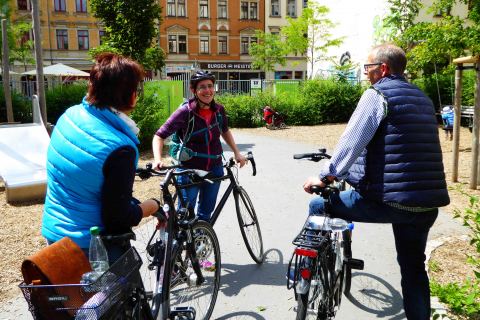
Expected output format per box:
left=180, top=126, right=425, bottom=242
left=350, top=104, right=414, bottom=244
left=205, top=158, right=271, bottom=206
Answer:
left=0, top=124, right=478, bottom=315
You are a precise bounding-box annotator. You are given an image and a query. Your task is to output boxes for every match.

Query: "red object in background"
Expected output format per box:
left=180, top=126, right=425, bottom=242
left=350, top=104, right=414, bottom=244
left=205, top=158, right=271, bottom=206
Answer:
left=263, top=106, right=274, bottom=124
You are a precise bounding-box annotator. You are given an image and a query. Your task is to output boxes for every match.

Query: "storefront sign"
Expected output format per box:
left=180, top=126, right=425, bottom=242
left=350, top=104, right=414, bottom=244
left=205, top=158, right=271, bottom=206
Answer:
left=166, top=65, right=192, bottom=73
left=200, top=63, right=252, bottom=70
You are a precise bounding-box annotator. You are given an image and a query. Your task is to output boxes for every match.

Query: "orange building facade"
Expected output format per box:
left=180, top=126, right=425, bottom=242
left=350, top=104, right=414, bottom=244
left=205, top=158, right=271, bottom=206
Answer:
left=10, top=0, right=103, bottom=72
left=160, top=0, right=265, bottom=80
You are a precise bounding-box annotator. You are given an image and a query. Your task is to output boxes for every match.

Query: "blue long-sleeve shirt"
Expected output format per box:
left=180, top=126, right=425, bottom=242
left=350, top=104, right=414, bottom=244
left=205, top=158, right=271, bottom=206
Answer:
left=320, top=88, right=387, bottom=180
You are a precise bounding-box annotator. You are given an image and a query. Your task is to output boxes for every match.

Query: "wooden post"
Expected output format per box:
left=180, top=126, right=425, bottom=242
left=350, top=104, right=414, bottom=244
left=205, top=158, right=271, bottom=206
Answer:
left=2, top=19, right=13, bottom=123
left=475, top=62, right=480, bottom=187
left=31, top=0, right=47, bottom=127
left=452, top=64, right=463, bottom=183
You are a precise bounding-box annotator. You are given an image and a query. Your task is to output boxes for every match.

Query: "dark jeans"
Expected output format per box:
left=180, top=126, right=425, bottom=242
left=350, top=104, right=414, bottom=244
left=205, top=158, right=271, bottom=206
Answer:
left=309, top=189, right=438, bottom=320
left=177, top=166, right=224, bottom=222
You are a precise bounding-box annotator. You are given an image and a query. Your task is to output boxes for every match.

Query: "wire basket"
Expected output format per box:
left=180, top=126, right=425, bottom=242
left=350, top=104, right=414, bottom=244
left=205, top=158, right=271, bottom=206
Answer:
left=19, top=246, right=142, bottom=320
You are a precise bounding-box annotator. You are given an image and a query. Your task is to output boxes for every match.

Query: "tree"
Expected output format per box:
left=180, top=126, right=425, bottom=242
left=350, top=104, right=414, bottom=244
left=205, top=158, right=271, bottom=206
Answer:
left=10, top=21, right=35, bottom=71
left=89, top=0, right=165, bottom=70
left=382, top=0, right=423, bottom=45
left=249, top=31, right=286, bottom=76
left=281, top=3, right=343, bottom=79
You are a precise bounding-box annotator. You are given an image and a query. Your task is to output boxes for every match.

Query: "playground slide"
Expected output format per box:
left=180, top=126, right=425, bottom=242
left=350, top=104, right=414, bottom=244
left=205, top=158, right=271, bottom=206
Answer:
left=0, top=96, right=50, bottom=203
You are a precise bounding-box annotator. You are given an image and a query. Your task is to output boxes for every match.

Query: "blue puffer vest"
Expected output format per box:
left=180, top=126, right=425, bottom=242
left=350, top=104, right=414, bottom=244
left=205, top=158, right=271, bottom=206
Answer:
left=347, top=75, right=449, bottom=208
left=42, top=98, right=139, bottom=248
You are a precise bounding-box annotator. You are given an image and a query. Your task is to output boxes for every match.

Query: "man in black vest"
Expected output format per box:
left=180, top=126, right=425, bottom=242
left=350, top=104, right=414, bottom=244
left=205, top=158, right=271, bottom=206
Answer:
left=304, top=44, right=450, bottom=320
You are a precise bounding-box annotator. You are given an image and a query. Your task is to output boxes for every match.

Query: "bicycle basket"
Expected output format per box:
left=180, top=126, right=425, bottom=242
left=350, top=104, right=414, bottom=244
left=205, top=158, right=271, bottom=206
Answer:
left=19, top=247, right=142, bottom=320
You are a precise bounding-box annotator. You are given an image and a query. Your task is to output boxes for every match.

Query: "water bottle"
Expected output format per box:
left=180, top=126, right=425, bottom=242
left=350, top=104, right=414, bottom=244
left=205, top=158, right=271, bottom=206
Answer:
left=329, top=218, right=351, bottom=231
left=80, top=226, right=109, bottom=287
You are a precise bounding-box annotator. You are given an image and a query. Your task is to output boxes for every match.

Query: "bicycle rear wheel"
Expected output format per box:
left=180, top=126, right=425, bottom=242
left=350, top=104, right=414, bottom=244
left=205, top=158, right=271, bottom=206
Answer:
left=234, top=186, right=264, bottom=264
left=169, top=221, right=221, bottom=320
left=296, top=258, right=330, bottom=320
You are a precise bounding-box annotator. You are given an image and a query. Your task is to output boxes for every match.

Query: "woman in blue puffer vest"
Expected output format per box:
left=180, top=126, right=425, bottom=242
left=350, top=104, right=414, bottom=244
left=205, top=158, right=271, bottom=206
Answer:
left=42, top=53, right=160, bottom=263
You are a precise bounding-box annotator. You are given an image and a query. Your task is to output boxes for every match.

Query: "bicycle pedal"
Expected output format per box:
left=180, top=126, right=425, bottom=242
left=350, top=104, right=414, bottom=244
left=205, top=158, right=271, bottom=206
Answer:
left=170, top=306, right=196, bottom=319
left=346, top=258, right=364, bottom=270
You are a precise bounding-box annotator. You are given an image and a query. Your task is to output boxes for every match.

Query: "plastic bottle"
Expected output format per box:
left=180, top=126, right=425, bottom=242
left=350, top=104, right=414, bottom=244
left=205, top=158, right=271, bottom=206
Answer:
left=80, top=226, right=109, bottom=287
left=89, top=226, right=109, bottom=273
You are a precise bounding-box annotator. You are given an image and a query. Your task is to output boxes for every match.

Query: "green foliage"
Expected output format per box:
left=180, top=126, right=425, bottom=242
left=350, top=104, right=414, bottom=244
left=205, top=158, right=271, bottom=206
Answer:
left=0, top=87, right=32, bottom=123
left=412, top=68, right=475, bottom=109
left=9, top=20, right=34, bottom=72
left=131, top=91, right=167, bottom=151
left=431, top=280, right=480, bottom=316
left=45, top=82, right=88, bottom=124
left=282, top=3, right=343, bottom=79
left=249, top=31, right=287, bottom=74
left=430, top=192, right=480, bottom=318
left=143, top=47, right=166, bottom=72
left=217, top=80, right=363, bottom=127
left=89, top=0, right=164, bottom=69
left=382, top=0, right=422, bottom=43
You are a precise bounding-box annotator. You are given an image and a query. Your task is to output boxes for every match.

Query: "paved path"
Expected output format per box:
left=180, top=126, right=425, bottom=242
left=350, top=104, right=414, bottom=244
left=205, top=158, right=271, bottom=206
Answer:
left=0, top=130, right=467, bottom=320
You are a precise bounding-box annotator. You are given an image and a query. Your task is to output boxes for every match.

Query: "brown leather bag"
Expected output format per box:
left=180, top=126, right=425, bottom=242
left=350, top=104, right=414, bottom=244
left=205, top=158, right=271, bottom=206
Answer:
left=21, top=237, right=92, bottom=319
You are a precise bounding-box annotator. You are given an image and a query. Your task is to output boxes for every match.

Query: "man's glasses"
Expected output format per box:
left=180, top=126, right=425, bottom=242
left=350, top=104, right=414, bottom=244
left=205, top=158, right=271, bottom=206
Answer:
left=363, top=63, right=382, bottom=72
left=197, top=84, right=215, bottom=91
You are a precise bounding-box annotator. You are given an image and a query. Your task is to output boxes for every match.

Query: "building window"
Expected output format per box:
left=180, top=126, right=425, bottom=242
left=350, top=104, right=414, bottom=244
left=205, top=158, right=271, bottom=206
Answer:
left=271, top=0, right=280, bottom=16
left=56, top=29, right=68, bottom=50
left=76, top=0, right=87, bottom=12
left=434, top=5, right=451, bottom=17
left=200, top=36, right=209, bottom=54
left=168, top=35, right=177, bottom=53
left=54, top=0, right=66, bottom=12
left=178, top=0, right=186, bottom=17
left=303, top=0, right=307, bottom=8
left=99, top=30, right=106, bottom=45
left=78, top=30, right=89, bottom=50
left=241, top=2, right=248, bottom=19
left=249, top=2, right=257, bottom=19
left=20, top=31, right=31, bottom=45
left=241, top=1, right=257, bottom=19
left=218, top=0, right=227, bottom=19
left=287, top=0, right=296, bottom=17
left=218, top=36, right=227, bottom=54
left=241, top=36, right=256, bottom=54
left=167, top=0, right=176, bottom=16
left=168, top=35, right=187, bottom=53
left=199, top=0, right=209, bottom=18
left=17, top=0, right=29, bottom=10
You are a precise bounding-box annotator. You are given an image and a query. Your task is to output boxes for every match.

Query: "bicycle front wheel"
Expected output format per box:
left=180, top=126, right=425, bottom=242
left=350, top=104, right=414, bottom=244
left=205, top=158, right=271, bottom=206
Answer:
left=131, top=216, right=164, bottom=319
left=169, top=221, right=221, bottom=320
left=234, top=187, right=264, bottom=264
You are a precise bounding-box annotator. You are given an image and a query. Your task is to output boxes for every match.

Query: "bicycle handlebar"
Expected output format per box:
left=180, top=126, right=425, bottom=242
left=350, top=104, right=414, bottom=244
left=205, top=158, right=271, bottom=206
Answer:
left=293, top=148, right=331, bottom=162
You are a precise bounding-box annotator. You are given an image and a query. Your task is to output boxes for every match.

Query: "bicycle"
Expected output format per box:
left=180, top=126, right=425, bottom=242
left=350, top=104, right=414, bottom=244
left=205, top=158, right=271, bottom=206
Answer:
left=142, top=151, right=263, bottom=264
left=287, top=150, right=364, bottom=320
left=133, top=163, right=222, bottom=320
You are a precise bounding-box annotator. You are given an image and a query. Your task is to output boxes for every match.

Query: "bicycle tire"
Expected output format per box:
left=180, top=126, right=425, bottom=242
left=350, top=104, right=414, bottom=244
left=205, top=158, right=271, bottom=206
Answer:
left=168, top=221, right=221, bottom=320
left=131, top=216, right=164, bottom=319
left=296, top=258, right=330, bottom=320
left=342, top=230, right=352, bottom=295
left=234, top=186, right=264, bottom=264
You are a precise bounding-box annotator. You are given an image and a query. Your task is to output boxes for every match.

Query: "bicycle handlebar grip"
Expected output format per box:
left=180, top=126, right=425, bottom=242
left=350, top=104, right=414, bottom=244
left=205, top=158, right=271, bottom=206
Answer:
left=293, top=153, right=316, bottom=160
left=247, top=151, right=256, bottom=176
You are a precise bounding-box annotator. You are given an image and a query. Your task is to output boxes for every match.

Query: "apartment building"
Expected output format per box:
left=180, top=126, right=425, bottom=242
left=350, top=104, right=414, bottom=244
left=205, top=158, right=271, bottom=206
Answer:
left=11, top=0, right=102, bottom=73
left=160, top=0, right=266, bottom=81
left=264, top=0, right=306, bottom=79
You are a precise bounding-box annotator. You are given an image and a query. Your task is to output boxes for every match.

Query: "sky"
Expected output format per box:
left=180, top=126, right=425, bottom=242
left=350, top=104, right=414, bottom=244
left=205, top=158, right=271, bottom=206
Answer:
left=309, top=0, right=390, bottom=78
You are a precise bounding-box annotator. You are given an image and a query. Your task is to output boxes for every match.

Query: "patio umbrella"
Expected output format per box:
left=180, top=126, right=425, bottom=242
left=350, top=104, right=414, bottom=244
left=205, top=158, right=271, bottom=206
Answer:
left=22, top=63, right=89, bottom=77
left=0, top=68, right=19, bottom=75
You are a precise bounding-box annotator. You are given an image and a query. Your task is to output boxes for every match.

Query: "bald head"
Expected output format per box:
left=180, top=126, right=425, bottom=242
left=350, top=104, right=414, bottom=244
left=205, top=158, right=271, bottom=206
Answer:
left=371, top=44, right=407, bottom=75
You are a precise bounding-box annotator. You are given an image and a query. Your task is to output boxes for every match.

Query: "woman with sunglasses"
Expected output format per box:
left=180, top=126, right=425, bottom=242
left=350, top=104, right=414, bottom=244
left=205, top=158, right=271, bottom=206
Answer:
left=152, top=70, right=246, bottom=222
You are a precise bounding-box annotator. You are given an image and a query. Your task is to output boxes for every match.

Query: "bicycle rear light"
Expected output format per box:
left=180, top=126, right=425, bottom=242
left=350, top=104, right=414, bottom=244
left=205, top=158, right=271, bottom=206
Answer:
left=295, top=248, right=318, bottom=258
left=299, top=268, right=312, bottom=280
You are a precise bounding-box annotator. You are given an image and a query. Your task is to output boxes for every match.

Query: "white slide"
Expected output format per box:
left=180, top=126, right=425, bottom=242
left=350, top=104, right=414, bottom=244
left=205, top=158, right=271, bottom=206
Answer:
left=0, top=95, right=50, bottom=202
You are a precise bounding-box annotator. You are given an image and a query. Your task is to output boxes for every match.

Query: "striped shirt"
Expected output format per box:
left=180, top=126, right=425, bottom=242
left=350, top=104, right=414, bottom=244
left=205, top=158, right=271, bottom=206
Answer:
left=320, top=88, right=386, bottom=180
